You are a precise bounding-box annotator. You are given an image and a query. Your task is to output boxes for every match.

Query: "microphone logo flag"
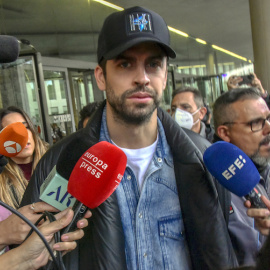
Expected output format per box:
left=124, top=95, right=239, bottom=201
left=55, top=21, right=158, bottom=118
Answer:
left=40, top=165, right=76, bottom=211
left=222, top=154, right=246, bottom=180
left=4, top=141, right=22, bottom=154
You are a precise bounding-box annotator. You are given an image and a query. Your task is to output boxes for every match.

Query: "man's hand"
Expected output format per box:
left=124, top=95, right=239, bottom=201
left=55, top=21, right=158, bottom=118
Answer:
left=227, top=75, right=243, bottom=90
left=245, top=195, right=270, bottom=236
left=250, top=72, right=266, bottom=95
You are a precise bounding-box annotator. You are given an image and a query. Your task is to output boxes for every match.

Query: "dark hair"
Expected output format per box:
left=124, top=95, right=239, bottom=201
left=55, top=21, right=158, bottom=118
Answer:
left=172, top=86, right=204, bottom=108
left=78, top=102, right=101, bottom=129
left=213, top=87, right=261, bottom=131
left=99, top=58, right=107, bottom=78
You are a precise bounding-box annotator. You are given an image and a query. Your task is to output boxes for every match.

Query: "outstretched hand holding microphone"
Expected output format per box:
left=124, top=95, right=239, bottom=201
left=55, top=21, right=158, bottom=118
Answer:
left=0, top=207, right=89, bottom=270
left=245, top=196, right=270, bottom=236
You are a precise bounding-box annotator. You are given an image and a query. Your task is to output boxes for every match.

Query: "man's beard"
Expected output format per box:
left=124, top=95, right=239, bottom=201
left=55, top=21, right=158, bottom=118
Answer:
left=106, top=85, right=161, bottom=125
left=249, top=135, right=270, bottom=167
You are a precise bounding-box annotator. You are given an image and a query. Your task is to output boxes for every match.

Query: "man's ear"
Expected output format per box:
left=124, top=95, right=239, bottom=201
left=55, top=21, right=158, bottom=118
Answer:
left=217, top=125, right=231, bottom=142
left=94, top=65, right=106, bottom=91
left=199, top=107, right=207, bottom=120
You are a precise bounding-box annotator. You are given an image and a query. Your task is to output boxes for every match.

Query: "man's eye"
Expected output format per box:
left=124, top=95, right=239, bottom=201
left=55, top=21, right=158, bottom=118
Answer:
left=120, top=62, right=130, bottom=68
left=149, top=61, right=161, bottom=68
left=251, top=119, right=264, bottom=126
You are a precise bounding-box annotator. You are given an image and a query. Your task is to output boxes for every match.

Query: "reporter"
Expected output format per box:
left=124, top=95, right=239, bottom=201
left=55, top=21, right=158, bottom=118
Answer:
left=0, top=106, right=49, bottom=253
left=0, top=207, right=90, bottom=270
left=0, top=106, right=49, bottom=210
left=245, top=195, right=270, bottom=236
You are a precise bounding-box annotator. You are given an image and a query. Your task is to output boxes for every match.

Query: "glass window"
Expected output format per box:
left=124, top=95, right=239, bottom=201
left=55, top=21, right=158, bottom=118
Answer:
left=63, top=106, right=68, bottom=113
left=48, top=84, right=56, bottom=100
left=0, top=56, right=46, bottom=140
left=51, top=107, right=59, bottom=115
left=43, top=69, right=72, bottom=144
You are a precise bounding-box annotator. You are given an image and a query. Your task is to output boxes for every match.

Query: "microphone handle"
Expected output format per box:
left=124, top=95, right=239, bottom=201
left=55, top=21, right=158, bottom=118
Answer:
left=244, top=188, right=267, bottom=208
left=61, top=200, right=88, bottom=234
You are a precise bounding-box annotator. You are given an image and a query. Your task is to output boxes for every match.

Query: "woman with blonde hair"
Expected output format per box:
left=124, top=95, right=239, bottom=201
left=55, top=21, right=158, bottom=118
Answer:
left=0, top=106, right=51, bottom=254
left=0, top=106, right=49, bottom=209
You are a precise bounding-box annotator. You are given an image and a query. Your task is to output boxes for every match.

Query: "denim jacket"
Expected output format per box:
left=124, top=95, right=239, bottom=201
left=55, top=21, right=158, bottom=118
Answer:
left=100, top=108, right=191, bottom=270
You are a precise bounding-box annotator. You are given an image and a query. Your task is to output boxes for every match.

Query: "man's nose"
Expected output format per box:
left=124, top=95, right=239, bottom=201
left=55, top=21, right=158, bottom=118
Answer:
left=134, top=65, right=150, bottom=86
left=263, top=118, right=270, bottom=134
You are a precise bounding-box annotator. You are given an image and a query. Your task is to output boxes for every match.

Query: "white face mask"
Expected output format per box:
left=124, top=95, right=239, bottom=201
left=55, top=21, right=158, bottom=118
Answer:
left=173, top=108, right=200, bottom=130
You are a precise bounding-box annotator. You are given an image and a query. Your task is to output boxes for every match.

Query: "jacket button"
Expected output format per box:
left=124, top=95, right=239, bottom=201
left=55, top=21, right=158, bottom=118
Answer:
left=127, top=175, right=131, bottom=180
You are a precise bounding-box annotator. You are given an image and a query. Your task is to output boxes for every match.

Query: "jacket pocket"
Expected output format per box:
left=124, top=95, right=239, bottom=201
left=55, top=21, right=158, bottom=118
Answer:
left=159, top=214, right=191, bottom=270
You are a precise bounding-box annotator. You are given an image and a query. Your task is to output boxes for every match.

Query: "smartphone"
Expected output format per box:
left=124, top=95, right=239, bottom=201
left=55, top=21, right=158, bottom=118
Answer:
left=238, top=74, right=254, bottom=86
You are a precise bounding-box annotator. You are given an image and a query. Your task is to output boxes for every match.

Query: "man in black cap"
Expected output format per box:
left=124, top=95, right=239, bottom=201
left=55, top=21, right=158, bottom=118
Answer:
left=21, top=6, right=238, bottom=270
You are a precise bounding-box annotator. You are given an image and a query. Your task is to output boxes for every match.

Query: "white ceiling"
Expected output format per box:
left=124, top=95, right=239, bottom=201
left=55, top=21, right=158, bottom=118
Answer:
left=0, top=0, right=253, bottom=67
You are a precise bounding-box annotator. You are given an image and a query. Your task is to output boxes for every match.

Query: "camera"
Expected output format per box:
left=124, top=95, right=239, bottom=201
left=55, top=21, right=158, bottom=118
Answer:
left=238, top=74, right=254, bottom=86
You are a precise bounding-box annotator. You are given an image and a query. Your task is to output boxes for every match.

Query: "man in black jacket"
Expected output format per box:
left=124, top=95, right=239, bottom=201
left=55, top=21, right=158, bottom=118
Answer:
left=21, top=6, right=238, bottom=270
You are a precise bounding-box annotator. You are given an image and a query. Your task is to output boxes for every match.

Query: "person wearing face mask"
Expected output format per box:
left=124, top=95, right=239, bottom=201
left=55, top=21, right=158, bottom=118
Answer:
left=171, top=86, right=214, bottom=142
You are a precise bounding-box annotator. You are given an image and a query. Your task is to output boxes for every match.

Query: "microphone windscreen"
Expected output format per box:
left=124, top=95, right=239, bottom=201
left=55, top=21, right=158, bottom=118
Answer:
left=203, top=141, right=260, bottom=197
left=0, top=122, right=28, bottom=157
left=0, top=35, right=20, bottom=63
left=67, top=141, right=127, bottom=208
left=56, top=137, right=95, bottom=180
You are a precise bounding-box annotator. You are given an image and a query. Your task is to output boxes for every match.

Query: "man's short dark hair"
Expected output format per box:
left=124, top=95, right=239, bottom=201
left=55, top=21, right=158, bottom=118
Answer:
left=78, top=102, right=101, bottom=129
left=213, top=87, right=262, bottom=132
left=172, top=86, right=204, bottom=108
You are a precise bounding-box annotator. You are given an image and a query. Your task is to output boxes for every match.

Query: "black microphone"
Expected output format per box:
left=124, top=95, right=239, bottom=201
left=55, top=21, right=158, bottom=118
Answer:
left=0, top=35, right=20, bottom=63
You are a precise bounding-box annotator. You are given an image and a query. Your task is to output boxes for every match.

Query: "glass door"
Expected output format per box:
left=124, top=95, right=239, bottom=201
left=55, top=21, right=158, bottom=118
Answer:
left=42, top=67, right=76, bottom=144
left=0, top=55, right=47, bottom=140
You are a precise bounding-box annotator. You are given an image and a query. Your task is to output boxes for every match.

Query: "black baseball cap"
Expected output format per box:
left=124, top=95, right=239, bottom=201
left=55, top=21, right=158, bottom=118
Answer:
left=97, top=6, right=176, bottom=63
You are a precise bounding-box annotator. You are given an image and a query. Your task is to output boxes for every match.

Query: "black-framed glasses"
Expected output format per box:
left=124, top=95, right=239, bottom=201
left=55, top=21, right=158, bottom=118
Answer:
left=222, top=115, right=270, bottom=132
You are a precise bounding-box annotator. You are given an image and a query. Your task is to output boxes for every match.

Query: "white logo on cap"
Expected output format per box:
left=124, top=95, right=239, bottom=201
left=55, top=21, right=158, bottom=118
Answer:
left=129, top=13, right=152, bottom=32
left=4, top=141, right=22, bottom=154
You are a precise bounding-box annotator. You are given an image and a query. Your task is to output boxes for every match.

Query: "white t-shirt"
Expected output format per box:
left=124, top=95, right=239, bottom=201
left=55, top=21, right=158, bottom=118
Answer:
left=113, top=137, right=158, bottom=190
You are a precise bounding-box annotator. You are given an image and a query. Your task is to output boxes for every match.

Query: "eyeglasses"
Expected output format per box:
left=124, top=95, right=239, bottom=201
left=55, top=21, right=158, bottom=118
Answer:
left=222, top=115, right=270, bottom=132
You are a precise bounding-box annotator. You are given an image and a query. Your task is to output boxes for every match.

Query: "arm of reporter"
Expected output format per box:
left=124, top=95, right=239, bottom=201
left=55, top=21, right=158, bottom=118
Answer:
left=250, top=72, right=266, bottom=95
left=0, top=208, right=90, bottom=270
left=227, top=75, right=243, bottom=90
left=0, top=202, right=91, bottom=250
left=0, top=202, right=59, bottom=249
left=245, top=195, right=270, bottom=236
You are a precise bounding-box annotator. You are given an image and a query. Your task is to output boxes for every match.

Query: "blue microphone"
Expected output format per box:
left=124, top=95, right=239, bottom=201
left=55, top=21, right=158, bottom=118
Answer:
left=203, top=141, right=266, bottom=208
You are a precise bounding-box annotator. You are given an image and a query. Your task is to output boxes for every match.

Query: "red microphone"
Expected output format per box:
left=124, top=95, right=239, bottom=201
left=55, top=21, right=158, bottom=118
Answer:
left=0, top=122, right=28, bottom=157
left=68, top=141, right=126, bottom=208
left=63, top=141, right=127, bottom=233
left=39, top=139, right=127, bottom=233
